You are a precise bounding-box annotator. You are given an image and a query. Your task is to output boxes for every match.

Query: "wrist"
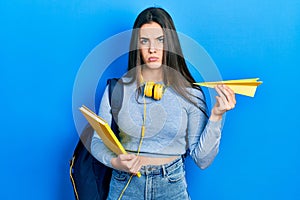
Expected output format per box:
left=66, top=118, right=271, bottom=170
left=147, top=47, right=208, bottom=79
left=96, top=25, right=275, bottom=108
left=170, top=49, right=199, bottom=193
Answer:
left=209, top=113, right=222, bottom=121
left=111, top=157, right=117, bottom=167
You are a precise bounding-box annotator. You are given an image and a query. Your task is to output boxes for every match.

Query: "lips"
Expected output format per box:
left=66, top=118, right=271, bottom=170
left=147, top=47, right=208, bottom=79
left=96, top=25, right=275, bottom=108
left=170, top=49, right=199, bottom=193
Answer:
left=148, top=57, right=159, bottom=62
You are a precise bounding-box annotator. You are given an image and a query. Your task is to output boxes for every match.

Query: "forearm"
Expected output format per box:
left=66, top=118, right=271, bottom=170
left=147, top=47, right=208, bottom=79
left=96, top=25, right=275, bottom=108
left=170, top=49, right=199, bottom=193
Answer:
left=190, top=120, right=222, bottom=169
left=91, top=133, right=116, bottom=168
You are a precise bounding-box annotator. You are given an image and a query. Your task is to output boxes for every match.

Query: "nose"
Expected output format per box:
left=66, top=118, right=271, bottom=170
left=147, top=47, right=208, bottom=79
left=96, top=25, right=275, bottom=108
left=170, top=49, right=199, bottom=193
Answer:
left=149, top=42, right=156, bottom=53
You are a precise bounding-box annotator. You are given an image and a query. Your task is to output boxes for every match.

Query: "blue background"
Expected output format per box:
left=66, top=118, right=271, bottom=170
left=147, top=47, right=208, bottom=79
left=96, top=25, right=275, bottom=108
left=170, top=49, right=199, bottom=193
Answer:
left=1, top=0, right=299, bottom=199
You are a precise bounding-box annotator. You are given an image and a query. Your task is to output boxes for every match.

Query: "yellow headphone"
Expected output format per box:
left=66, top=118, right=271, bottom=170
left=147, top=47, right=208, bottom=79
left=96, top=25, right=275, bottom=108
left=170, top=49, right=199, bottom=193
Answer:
left=144, top=82, right=164, bottom=100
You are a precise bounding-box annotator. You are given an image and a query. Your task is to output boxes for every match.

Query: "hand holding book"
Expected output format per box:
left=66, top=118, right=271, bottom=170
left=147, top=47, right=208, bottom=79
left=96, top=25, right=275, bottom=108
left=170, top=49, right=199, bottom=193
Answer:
left=79, top=105, right=141, bottom=177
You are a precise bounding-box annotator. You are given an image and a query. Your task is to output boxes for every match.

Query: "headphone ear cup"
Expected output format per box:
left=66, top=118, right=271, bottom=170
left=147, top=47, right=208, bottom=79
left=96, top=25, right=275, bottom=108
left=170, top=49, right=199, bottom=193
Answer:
left=144, top=82, right=155, bottom=98
left=144, top=82, right=164, bottom=100
left=153, top=84, right=163, bottom=100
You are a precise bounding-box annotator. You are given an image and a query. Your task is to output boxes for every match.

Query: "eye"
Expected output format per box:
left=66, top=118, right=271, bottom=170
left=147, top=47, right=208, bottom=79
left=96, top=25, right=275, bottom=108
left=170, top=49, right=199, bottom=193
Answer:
left=140, top=38, right=149, bottom=45
left=157, top=37, right=164, bottom=44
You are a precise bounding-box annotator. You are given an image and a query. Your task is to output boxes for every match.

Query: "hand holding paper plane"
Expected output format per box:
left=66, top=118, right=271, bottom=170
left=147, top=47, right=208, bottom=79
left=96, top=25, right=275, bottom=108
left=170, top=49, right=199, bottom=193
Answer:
left=194, top=78, right=262, bottom=97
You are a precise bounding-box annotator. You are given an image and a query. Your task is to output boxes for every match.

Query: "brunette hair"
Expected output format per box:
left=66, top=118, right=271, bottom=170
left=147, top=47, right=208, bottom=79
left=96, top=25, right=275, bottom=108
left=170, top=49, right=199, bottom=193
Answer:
left=126, top=7, right=207, bottom=116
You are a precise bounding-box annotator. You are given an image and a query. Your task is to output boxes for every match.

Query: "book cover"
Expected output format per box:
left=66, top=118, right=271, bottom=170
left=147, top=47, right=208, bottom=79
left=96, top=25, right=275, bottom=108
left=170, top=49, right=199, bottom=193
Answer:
left=79, top=105, right=126, bottom=155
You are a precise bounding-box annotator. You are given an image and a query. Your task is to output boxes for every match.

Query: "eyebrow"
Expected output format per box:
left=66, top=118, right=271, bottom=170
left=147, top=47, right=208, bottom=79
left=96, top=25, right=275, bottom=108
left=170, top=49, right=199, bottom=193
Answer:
left=139, top=35, right=164, bottom=39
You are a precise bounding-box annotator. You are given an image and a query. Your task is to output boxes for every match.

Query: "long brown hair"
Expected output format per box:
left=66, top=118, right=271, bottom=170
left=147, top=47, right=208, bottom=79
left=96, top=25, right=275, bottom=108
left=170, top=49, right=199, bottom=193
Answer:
left=125, top=7, right=208, bottom=117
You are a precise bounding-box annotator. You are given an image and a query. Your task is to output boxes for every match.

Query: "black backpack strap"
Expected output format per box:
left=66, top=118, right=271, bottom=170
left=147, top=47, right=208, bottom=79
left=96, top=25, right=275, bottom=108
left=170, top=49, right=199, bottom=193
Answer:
left=70, top=78, right=123, bottom=200
left=107, top=78, right=123, bottom=139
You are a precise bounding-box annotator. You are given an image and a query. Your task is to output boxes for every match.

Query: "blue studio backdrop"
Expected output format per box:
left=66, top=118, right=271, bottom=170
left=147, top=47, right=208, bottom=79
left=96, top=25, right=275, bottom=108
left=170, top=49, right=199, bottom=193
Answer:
left=1, top=1, right=299, bottom=200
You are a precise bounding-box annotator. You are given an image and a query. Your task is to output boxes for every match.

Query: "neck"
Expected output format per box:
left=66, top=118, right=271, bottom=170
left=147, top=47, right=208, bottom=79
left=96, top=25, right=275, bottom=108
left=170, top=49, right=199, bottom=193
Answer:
left=141, top=67, right=163, bottom=82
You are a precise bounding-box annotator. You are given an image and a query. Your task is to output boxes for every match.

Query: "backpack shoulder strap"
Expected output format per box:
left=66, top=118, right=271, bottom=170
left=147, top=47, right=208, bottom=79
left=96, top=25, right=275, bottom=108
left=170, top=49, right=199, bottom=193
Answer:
left=107, top=78, right=123, bottom=138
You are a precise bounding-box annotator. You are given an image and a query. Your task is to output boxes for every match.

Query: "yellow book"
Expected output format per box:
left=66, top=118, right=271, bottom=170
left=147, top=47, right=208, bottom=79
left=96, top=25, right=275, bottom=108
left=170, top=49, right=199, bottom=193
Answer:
left=79, top=105, right=141, bottom=177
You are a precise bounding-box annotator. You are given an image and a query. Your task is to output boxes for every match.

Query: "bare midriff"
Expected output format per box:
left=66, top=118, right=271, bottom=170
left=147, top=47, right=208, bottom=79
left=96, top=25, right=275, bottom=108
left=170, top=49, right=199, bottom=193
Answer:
left=139, top=156, right=179, bottom=166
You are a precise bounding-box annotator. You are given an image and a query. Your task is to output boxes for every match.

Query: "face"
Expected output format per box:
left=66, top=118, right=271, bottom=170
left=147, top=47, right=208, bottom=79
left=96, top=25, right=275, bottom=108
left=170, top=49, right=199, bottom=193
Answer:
left=139, top=22, right=164, bottom=70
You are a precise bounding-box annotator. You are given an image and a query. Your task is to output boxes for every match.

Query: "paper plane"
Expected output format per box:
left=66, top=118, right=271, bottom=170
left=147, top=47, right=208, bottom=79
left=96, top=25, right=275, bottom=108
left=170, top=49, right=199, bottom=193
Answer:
left=194, top=78, right=263, bottom=97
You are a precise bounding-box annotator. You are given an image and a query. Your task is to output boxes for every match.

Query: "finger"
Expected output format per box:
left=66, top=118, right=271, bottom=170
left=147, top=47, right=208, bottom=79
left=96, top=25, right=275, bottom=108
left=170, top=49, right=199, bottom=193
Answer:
left=215, top=85, right=226, bottom=100
left=123, top=159, right=136, bottom=172
left=220, top=85, right=232, bottom=100
left=130, top=157, right=142, bottom=174
left=223, top=85, right=236, bottom=105
left=217, top=84, right=232, bottom=99
left=223, top=86, right=236, bottom=109
left=127, top=157, right=142, bottom=174
left=218, top=85, right=237, bottom=110
left=120, top=154, right=136, bottom=161
left=215, top=96, right=226, bottom=112
left=215, top=85, right=230, bottom=106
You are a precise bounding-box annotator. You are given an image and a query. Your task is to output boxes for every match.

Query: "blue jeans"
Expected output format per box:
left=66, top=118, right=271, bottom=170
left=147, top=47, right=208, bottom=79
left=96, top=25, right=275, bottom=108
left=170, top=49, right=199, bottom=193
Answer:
left=107, top=157, right=190, bottom=200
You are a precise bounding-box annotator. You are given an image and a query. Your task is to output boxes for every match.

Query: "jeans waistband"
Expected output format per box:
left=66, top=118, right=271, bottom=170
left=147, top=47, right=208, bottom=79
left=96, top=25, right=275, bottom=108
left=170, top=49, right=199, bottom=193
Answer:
left=139, top=156, right=183, bottom=176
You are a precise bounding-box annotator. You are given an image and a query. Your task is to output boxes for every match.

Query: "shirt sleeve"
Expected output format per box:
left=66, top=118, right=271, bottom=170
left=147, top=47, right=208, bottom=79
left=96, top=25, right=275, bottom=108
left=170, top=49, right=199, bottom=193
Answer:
left=187, top=88, right=223, bottom=169
left=91, top=86, right=117, bottom=168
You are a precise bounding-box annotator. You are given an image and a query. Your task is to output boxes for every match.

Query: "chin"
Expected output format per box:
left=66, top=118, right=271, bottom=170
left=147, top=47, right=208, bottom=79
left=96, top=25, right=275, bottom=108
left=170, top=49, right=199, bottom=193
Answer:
left=146, top=62, right=162, bottom=69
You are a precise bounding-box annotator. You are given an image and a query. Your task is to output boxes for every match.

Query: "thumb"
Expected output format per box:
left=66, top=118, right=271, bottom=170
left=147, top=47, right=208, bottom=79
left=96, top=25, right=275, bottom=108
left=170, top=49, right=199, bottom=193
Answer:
left=215, top=96, right=221, bottom=107
left=119, top=154, right=136, bottom=161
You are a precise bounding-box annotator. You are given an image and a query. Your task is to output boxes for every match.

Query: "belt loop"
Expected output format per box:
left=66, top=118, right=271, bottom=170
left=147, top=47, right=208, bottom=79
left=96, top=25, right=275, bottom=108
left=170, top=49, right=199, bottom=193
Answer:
left=162, top=165, right=166, bottom=178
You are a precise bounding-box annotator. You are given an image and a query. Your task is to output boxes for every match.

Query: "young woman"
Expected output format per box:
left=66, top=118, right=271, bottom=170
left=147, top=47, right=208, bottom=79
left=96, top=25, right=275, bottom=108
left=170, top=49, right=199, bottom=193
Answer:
left=91, top=7, right=236, bottom=200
